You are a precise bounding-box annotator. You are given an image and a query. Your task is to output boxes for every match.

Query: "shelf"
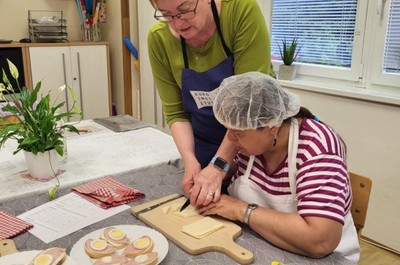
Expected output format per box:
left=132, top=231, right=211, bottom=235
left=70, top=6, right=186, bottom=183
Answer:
left=28, top=10, right=68, bottom=43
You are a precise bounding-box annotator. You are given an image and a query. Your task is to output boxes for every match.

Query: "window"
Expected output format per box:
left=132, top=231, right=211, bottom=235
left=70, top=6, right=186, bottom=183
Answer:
left=383, top=1, right=400, bottom=74
left=260, top=0, right=400, bottom=97
left=368, top=0, right=400, bottom=90
left=270, top=0, right=357, bottom=68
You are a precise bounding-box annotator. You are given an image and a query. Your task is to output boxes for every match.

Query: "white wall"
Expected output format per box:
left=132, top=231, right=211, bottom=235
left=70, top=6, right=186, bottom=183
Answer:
left=286, top=87, right=400, bottom=252
left=0, top=0, right=81, bottom=41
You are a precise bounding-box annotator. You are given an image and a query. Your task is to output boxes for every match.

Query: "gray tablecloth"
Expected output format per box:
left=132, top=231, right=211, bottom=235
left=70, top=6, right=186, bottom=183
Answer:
left=0, top=162, right=356, bottom=265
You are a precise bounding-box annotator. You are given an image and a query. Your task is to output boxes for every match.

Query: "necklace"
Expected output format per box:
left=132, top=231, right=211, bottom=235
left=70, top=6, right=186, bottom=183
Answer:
left=188, top=42, right=207, bottom=61
left=187, top=12, right=214, bottom=61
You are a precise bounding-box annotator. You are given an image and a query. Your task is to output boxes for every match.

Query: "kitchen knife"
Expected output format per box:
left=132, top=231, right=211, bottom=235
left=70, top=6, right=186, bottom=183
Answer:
left=179, top=198, right=190, bottom=212
left=132, top=194, right=184, bottom=217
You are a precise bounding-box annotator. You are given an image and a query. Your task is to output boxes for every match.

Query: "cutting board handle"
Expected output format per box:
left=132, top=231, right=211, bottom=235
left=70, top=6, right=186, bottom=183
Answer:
left=0, top=239, right=18, bottom=257
left=215, top=239, right=254, bottom=264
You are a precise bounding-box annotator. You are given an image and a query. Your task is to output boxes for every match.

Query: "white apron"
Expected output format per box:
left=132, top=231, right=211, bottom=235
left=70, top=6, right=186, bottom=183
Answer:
left=228, top=118, right=360, bottom=262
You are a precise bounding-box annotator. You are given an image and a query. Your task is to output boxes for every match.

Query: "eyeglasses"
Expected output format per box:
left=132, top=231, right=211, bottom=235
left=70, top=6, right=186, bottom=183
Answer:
left=154, top=0, right=199, bottom=22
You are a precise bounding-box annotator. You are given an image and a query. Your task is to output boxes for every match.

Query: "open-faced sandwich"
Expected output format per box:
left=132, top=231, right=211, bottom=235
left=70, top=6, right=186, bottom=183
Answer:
left=93, top=254, right=129, bottom=265
left=85, top=238, right=117, bottom=259
left=101, top=226, right=130, bottom=249
left=122, top=252, right=158, bottom=265
left=122, top=235, right=154, bottom=258
left=27, top=247, right=67, bottom=265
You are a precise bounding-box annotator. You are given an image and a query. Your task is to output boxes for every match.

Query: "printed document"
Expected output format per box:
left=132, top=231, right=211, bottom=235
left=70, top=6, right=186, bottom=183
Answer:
left=18, top=192, right=130, bottom=243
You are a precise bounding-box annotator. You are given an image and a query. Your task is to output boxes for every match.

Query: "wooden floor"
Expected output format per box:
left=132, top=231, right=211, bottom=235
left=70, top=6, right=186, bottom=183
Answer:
left=359, top=238, right=400, bottom=265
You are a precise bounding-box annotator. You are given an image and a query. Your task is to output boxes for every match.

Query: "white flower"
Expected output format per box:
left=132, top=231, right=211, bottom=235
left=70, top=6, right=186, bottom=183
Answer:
left=58, top=84, right=66, bottom=92
left=0, top=83, right=6, bottom=101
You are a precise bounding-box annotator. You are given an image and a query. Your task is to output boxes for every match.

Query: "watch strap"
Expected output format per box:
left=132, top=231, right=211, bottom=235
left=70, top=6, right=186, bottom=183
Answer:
left=210, top=156, right=230, bottom=172
left=244, top=203, right=258, bottom=224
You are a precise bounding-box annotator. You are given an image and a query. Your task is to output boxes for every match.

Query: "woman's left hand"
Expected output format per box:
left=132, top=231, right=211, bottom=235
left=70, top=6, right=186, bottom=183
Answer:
left=197, top=194, right=247, bottom=222
left=189, top=164, right=225, bottom=206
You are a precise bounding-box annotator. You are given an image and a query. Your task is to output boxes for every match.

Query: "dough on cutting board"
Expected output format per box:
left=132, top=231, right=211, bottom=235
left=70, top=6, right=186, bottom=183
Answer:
left=161, top=203, right=199, bottom=218
left=181, top=217, right=224, bottom=239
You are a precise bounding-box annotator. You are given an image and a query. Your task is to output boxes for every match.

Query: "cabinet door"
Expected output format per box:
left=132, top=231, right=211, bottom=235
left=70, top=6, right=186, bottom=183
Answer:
left=29, top=46, right=75, bottom=115
left=70, top=45, right=110, bottom=120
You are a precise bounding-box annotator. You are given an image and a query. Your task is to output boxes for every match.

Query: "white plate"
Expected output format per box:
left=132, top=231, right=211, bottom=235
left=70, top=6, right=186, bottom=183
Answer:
left=70, top=225, right=168, bottom=265
left=0, top=250, right=78, bottom=265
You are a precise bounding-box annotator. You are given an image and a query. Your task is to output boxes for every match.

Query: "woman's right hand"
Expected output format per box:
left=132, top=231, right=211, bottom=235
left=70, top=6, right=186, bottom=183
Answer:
left=181, top=159, right=202, bottom=197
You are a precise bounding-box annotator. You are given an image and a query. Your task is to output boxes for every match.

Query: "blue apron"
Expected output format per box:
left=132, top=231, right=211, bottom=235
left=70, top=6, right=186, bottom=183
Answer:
left=180, top=0, right=234, bottom=168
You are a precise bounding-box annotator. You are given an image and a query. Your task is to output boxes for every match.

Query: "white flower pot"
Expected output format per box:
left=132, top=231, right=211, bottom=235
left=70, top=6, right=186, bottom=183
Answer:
left=23, top=149, right=61, bottom=180
left=279, top=64, right=297, bottom=80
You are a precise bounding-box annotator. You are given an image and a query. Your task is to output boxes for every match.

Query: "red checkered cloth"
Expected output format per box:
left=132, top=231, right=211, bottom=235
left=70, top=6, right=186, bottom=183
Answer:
left=72, top=176, right=145, bottom=209
left=0, top=210, right=33, bottom=240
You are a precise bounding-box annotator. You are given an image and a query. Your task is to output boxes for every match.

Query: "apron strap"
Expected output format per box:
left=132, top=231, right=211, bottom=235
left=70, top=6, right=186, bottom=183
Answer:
left=244, top=155, right=255, bottom=178
left=288, top=118, right=299, bottom=195
left=210, top=0, right=232, bottom=57
left=180, top=0, right=232, bottom=69
left=180, top=36, right=189, bottom=68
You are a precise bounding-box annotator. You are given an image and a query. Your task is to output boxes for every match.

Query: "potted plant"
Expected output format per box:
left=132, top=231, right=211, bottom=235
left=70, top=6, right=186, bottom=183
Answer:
left=278, top=37, right=302, bottom=80
left=0, top=59, right=82, bottom=199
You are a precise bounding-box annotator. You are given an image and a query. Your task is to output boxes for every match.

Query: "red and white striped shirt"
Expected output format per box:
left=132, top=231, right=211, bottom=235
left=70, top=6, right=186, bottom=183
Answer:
left=232, top=118, right=351, bottom=225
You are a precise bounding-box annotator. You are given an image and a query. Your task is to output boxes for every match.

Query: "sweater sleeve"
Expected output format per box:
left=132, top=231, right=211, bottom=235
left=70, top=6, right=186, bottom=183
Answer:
left=147, top=24, right=191, bottom=127
left=222, top=0, right=275, bottom=77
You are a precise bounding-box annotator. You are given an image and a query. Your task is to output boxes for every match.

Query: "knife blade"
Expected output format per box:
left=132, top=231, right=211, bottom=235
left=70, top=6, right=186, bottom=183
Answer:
left=179, top=198, right=190, bottom=212
left=132, top=194, right=184, bottom=217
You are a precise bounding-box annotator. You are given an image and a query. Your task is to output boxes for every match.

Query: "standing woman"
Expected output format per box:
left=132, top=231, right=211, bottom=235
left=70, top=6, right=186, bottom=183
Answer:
left=147, top=0, right=275, bottom=205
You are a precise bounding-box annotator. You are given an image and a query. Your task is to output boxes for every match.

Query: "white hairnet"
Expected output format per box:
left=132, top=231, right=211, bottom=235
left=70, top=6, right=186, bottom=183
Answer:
left=213, top=72, right=300, bottom=130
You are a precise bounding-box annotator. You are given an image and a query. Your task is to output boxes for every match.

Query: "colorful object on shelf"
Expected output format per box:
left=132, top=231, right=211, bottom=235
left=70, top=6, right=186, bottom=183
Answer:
left=75, top=0, right=105, bottom=41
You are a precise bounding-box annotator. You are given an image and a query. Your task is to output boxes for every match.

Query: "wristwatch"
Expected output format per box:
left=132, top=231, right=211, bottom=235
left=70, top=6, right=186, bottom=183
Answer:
left=210, top=156, right=230, bottom=172
left=244, top=203, right=259, bottom=224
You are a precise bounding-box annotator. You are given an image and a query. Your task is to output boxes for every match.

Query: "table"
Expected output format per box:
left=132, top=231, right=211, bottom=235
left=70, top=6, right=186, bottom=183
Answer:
left=0, top=119, right=181, bottom=202
left=0, top=163, right=356, bottom=265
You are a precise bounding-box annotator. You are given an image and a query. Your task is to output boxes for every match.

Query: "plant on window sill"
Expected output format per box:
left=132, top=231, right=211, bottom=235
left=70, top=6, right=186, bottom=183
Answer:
left=278, top=37, right=302, bottom=81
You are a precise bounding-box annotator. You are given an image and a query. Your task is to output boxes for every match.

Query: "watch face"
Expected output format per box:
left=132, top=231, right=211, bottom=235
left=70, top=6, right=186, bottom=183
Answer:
left=214, top=157, right=227, bottom=169
left=248, top=203, right=258, bottom=209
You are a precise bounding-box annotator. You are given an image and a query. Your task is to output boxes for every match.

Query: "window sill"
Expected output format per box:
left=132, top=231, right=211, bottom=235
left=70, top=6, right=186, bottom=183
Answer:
left=278, top=80, right=400, bottom=107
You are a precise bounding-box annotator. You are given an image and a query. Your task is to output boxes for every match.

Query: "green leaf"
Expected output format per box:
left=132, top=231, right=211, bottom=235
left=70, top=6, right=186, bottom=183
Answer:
left=2, top=69, right=11, bottom=87
left=48, top=186, right=59, bottom=200
left=0, top=57, right=81, bottom=161
left=279, top=37, right=302, bottom=65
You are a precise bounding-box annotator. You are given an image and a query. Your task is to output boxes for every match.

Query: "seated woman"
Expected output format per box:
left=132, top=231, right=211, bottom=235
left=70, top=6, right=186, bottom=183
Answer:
left=197, top=72, right=360, bottom=262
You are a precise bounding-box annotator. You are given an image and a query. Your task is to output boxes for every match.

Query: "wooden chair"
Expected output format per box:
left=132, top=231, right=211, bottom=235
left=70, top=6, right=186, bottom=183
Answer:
left=349, top=172, right=372, bottom=238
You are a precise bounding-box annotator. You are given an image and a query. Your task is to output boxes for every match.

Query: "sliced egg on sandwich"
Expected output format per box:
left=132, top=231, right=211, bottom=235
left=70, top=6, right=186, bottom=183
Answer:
left=108, top=228, right=125, bottom=240
left=33, top=253, right=53, bottom=265
left=90, top=239, right=108, bottom=251
left=133, top=237, right=151, bottom=249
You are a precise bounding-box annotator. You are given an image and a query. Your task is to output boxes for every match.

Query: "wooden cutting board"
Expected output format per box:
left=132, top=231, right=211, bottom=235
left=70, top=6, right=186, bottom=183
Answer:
left=0, top=239, right=18, bottom=257
left=131, top=194, right=253, bottom=264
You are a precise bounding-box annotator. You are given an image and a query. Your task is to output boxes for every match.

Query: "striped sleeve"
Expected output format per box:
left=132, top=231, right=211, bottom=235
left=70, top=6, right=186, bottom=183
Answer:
left=296, top=119, right=351, bottom=225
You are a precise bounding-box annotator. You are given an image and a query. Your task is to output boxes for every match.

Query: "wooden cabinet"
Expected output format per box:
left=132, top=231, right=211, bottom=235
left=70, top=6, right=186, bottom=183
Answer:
left=28, top=43, right=111, bottom=120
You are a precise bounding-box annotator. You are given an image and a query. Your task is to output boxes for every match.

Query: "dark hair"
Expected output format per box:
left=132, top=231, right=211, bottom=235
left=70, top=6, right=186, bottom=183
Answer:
left=284, top=107, right=347, bottom=152
left=294, top=106, right=315, bottom=120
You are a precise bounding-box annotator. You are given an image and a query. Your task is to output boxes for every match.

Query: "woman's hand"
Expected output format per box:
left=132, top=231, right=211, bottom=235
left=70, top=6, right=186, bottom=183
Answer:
left=197, top=194, right=247, bottom=222
left=181, top=160, right=201, bottom=197
left=189, top=164, right=226, bottom=206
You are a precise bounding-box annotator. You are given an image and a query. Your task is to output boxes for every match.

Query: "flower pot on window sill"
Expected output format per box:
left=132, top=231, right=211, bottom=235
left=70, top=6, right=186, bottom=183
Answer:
left=278, top=64, right=297, bottom=80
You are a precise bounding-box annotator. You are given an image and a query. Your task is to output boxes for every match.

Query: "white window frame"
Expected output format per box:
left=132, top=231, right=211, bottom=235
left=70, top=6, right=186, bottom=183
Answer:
left=260, top=0, right=400, bottom=104
left=366, top=0, right=400, bottom=90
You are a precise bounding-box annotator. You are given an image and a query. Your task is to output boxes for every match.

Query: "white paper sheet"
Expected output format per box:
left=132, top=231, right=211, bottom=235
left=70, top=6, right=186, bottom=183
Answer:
left=18, top=193, right=130, bottom=243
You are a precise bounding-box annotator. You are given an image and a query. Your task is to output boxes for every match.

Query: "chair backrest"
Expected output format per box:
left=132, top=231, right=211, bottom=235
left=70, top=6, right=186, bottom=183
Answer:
left=349, top=172, right=372, bottom=237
